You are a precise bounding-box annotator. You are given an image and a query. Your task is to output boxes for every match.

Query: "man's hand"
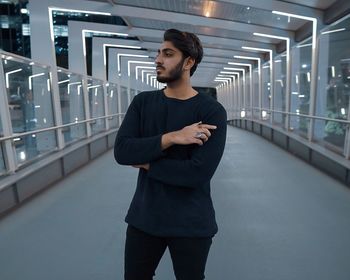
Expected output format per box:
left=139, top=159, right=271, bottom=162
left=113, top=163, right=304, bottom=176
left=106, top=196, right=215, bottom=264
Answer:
left=161, top=121, right=217, bottom=150
left=132, top=163, right=150, bottom=170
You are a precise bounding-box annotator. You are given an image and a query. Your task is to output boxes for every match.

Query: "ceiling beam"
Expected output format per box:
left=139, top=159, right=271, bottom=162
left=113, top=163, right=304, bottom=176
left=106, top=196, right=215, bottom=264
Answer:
left=324, top=0, right=350, bottom=24
left=216, top=0, right=323, bottom=20
left=129, top=27, right=275, bottom=50
left=109, top=4, right=294, bottom=38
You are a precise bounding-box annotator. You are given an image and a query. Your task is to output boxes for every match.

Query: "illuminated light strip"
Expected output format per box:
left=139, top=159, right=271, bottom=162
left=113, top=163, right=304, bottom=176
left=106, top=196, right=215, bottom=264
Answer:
left=146, top=73, right=154, bottom=85
left=250, top=35, right=287, bottom=111
left=87, top=85, right=101, bottom=90
left=117, top=53, right=148, bottom=73
left=28, top=73, right=45, bottom=90
left=68, top=81, right=82, bottom=94
left=127, top=61, right=154, bottom=78
left=48, top=7, right=112, bottom=43
left=136, top=66, right=156, bottom=82
left=223, top=68, right=245, bottom=106
left=5, top=68, right=23, bottom=88
left=50, top=7, right=111, bottom=16
left=321, top=28, right=346, bottom=35
left=240, top=47, right=271, bottom=73
left=85, top=30, right=130, bottom=59
left=57, top=79, right=70, bottom=84
left=215, top=77, right=231, bottom=81
left=220, top=71, right=240, bottom=75
left=141, top=69, right=156, bottom=83
left=47, top=79, right=51, bottom=91
left=242, top=46, right=272, bottom=53
left=297, top=43, right=312, bottom=48
left=228, top=63, right=252, bottom=105
left=214, top=79, right=229, bottom=83
left=105, top=45, right=142, bottom=68
left=150, top=76, right=157, bottom=87
left=214, top=80, right=229, bottom=86
left=272, top=10, right=318, bottom=137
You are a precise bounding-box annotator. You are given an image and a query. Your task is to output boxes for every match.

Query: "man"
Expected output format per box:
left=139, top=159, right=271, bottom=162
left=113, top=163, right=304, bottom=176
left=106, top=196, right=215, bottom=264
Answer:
left=114, top=29, right=227, bottom=280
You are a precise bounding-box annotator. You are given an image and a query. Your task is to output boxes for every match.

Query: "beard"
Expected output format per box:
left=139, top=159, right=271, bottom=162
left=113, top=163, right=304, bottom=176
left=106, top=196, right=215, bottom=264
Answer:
left=156, top=58, right=185, bottom=83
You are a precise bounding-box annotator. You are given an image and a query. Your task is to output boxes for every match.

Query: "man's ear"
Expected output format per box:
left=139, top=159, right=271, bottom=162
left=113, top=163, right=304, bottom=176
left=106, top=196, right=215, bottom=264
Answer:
left=183, top=57, right=195, bottom=71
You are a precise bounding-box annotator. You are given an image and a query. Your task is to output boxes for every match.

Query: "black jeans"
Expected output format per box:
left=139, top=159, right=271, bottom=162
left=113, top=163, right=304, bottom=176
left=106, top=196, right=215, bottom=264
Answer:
left=124, top=225, right=212, bottom=280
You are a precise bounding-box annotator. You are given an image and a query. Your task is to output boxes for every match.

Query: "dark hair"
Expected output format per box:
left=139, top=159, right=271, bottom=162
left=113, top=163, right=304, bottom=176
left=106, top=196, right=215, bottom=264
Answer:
left=163, top=29, right=203, bottom=76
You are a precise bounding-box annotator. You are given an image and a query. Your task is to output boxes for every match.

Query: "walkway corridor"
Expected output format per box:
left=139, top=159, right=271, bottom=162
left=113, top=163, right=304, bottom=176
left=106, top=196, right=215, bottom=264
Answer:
left=1, top=126, right=350, bottom=280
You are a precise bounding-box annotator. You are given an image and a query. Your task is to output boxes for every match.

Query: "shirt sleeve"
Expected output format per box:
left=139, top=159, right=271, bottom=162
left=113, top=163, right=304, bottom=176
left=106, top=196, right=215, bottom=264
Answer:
left=147, top=104, right=227, bottom=188
left=114, top=94, right=165, bottom=165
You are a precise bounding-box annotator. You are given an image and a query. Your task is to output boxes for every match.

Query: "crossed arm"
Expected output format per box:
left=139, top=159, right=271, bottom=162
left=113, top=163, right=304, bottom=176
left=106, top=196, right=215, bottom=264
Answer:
left=114, top=97, right=227, bottom=188
left=132, top=121, right=217, bottom=170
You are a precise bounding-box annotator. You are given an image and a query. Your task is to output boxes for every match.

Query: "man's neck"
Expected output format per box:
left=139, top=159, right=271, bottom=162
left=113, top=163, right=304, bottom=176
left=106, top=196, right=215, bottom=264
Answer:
left=164, top=77, right=197, bottom=100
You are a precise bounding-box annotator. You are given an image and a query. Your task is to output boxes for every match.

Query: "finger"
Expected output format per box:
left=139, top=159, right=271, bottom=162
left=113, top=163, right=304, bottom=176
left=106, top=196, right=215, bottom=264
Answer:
left=201, top=135, right=209, bottom=143
left=193, top=121, right=202, bottom=126
left=200, top=128, right=211, bottom=138
left=200, top=124, right=217, bottom=130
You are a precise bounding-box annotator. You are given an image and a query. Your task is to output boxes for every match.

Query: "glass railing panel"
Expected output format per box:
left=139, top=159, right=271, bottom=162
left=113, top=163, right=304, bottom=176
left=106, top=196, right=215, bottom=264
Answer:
left=107, top=83, right=119, bottom=129
left=252, top=70, right=259, bottom=120
left=313, top=119, right=346, bottom=154
left=291, top=38, right=312, bottom=120
left=272, top=112, right=284, bottom=128
left=57, top=68, right=86, bottom=145
left=87, top=78, right=105, bottom=135
left=273, top=54, right=287, bottom=126
left=0, top=144, right=6, bottom=175
left=13, top=130, right=57, bottom=165
left=262, top=62, right=271, bottom=110
left=120, top=86, right=129, bottom=121
left=2, top=55, right=54, bottom=134
left=245, top=75, right=251, bottom=118
left=289, top=115, right=309, bottom=139
left=2, top=54, right=58, bottom=165
left=130, top=88, right=136, bottom=102
left=261, top=62, right=271, bottom=123
left=316, top=16, right=350, bottom=136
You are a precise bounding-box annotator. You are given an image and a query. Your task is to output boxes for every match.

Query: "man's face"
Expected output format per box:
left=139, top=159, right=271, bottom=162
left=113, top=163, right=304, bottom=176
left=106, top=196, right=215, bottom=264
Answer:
left=155, top=41, right=186, bottom=83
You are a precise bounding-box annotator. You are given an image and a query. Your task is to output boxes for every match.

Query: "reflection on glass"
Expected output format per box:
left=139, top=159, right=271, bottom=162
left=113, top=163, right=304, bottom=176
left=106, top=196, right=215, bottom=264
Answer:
left=290, top=38, right=312, bottom=137
left=314, top=120, right=345, bottom=153
left=87, top=78, right=105, bottom=135
left=107, top=83, right=119, bottom=129
left=262, top=62, right=271, bottom=109
left=2, top=55, right=57, bottom=164
left=0, top=112, right=3, bottom=174
left=0, top=144, right=6, bottom=174
left=253, top=70, right=259, bottom=119
left=130, top=89, right=136, bottom=102
left=120, top=86, right=129, bottom=122
left=316, top=17, right=350, bottom=148
left=273, top=54, right=287, bottom=126
left=57, top=69, right=86, bottom=144
left=262, top=62, right=271, bottom=122
left=245, top=75, right=251, bottom=118
left=3, top=59, right=54, bottom=133
left=290, top=116, right=309, bottom=139
left=13, top=131, right=57, bottom=165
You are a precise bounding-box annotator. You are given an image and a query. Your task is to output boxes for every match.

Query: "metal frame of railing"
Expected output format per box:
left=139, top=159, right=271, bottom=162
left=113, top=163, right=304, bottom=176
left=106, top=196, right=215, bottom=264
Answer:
left=0, top=50, right=129, bottom=177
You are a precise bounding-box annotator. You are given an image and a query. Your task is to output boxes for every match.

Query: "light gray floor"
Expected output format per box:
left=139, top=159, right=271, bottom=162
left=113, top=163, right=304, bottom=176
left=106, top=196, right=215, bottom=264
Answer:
left=1, top=126, right=350, bottom=280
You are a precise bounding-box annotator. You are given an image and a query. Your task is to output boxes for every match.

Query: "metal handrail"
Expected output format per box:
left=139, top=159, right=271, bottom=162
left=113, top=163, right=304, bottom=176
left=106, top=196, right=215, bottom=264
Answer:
left=250, top=107, right=350, bottom=124
left=0, top=50, right=50, bottom=69
left=0, top=113, right=126, bottom=142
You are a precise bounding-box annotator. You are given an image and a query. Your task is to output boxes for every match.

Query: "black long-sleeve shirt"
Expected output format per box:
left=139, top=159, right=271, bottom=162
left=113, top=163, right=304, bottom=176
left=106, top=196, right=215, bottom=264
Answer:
left=114, top=89, right=227, bottom=237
